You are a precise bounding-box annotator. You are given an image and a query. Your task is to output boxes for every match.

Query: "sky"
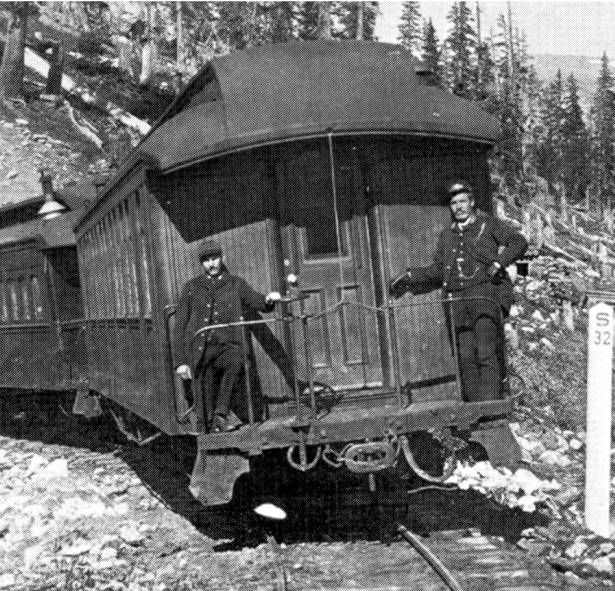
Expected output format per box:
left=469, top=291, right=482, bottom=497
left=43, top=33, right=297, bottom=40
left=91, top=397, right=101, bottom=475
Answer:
left=375, top=1, right=615, bottom=58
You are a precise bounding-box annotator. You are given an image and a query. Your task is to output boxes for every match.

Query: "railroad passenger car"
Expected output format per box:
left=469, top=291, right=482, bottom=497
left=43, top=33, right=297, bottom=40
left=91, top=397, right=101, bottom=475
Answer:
left=0, top=182, right=92, bottom=392
left=74, top=41, right=521, bottom=505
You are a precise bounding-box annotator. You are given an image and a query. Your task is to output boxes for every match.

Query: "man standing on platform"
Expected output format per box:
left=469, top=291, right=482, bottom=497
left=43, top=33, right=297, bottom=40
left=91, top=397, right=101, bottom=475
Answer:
left=173, top=240, right=281, bottom=432
left=390, top=180, right=528, bottom=402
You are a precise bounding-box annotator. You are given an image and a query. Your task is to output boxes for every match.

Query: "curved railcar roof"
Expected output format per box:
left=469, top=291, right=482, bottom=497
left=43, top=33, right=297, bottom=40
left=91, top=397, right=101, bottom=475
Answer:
left=0, top=209, right=82, bottom=249
left=137, top=40, right=500, bottom=172
left=76, top=40, right=500, bottom=230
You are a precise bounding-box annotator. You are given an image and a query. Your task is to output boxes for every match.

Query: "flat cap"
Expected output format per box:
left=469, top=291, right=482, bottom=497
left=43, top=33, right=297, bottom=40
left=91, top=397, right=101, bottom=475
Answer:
left=446, top=179, right=473, bottom=198
left=199, top=240, right=222, bottom=261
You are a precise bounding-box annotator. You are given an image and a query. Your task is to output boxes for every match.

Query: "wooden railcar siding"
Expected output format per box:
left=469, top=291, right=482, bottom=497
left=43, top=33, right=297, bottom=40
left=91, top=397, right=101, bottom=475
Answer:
left=151, top=149, right=293, bottom=426
left=146, top=135, right=494, bottom=427
left=364, top=137, right=492, bottom=401
left=0, top=241, right=85, bottom=390
left=76, top=171, right=168, bottom=429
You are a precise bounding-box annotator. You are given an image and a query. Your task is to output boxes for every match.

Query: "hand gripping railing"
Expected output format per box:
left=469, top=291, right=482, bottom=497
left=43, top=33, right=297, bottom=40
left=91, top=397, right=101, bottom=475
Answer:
left=166, top=293, right=509, bottom=432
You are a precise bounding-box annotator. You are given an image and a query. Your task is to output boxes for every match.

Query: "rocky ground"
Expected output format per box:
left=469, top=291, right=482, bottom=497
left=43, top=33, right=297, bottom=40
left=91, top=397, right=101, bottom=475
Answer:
left=0, top=272, right=614, bottom=590
left=0, top=374, right=612, bottom=591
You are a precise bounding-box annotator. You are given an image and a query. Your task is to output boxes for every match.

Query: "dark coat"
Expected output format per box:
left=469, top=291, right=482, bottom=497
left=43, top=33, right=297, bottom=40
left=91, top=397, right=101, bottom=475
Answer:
left=408, top=211, right=528, bottom=291
left=405, top=212, right=528, bottom=315
left=173, top=269, right=273, bottom=372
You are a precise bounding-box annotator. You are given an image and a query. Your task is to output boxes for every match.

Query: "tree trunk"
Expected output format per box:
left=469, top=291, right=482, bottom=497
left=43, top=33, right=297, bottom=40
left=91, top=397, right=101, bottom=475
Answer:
left=139, top=3, right=156, bottom=85
left=317, top=2, right=332, bottom=40
left=559, top=182, right=568, bottom=223
left=139, top=39, right=156, bottom=85
left=356, top=2, right=364, bottom=40
left=562, top=300, right=575, bottom=332
left=0, top=4, right=28, bottom=99
left=46, top=43, right=64, bottom=95
left=507, top=2, right=515, bottom=91
left=176, top=1, right=184, bottom=73
left=116, top=35, right=134, bottom=77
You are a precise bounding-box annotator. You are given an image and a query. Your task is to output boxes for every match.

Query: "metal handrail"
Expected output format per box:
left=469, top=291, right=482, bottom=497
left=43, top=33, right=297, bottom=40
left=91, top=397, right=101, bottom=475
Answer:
left=182, top=294, right=508, bottom=428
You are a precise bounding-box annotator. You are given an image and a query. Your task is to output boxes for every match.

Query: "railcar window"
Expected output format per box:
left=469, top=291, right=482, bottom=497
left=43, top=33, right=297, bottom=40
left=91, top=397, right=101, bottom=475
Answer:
left=300, top=199, right=348, bottom=259
left=101, top=214, right=114, bottom=317
left=81, top=192, right=150, bottom=321
left=31, top=276, right=43, bottom=320
left=80, top=233, right=93, bottom=319
left=96, top=222, right=105, bottom=318
left=119, top=200, right=134, bottom=315
left=92, top=223, right=102, bottom=318
left=111, top=207, right=125, bottom=316
left=0, top=284, right=8, bottom=322
left=124, top=198, right=140, bottom=316
left=135, top=189, right=152, bottom=317
left=8, top=282, right=18, bottom=321
left=19, top=278, right=31, bottom=320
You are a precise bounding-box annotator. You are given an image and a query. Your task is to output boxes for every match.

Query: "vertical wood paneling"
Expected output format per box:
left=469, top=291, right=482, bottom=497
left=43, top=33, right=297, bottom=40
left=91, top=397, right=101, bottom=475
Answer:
left=365, top=136, right=492, bottom=402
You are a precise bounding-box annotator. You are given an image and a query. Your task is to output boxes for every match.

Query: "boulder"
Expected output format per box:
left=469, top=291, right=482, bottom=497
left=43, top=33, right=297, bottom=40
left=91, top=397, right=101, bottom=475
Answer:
left=532, top=310, right=546, bottom=323
left=554, top=486, right=582, bottom=507
left=119, top=523, right=143, bottom=545
left=564, top=540, right=588, bottom=559
left=569, top=439, right=583, bottom=451
left=539, top=450, right=571, bottom=468
left=0, top=574, right=15, bottom=589
left=586, top=556, right=614, bottom=576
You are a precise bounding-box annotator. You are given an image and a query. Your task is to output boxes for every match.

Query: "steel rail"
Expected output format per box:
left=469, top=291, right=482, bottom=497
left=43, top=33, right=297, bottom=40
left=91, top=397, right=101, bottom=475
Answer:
left=397, top=524, right=465, bottom=591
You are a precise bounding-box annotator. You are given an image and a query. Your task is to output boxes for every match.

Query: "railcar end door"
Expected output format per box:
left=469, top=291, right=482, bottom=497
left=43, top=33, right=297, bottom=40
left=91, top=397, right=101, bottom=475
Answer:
left=278, top=142, right=383, bottom=391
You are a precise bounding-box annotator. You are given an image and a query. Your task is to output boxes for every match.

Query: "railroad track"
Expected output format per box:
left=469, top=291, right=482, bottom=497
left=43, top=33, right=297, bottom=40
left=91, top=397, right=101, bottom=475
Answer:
left=0, top=396, right=591, bottom=590
left=397, top=526, right=562, bottom=591
left=260, top=525, right=569, bottom=591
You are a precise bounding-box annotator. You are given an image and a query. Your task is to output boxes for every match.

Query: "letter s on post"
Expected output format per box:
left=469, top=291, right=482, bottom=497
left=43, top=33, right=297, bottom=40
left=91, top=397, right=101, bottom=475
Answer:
left=597, top=312, right=610, bottom=327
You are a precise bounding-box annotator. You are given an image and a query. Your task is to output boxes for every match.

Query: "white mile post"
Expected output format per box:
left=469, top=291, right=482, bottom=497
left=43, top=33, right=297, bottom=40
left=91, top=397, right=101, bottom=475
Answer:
left=586, top=302, right=614, bottom=537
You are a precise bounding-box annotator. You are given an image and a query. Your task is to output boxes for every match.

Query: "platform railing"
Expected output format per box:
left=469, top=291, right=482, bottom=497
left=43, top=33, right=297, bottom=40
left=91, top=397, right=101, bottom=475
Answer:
left=167, top=294, right=508, bottom=432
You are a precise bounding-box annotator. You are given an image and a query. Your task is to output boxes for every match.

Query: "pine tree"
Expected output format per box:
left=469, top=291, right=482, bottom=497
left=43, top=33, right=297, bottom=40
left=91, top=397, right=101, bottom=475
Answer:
left=0, top=3, right=32, bottom=98
left=561, top=73, right=590, bottom=204
left=590, top=52, right=615, bottom=217
left=420, top=18, right=443, bottom=87
left=445, top=1, right=476, bottom=98
left=215, top=2, right=254, bottom=50
left=179, top=3, right=220, bottom=74
left=296, top=2, right=321, bottom=39
left=490, top=8, right=536, bottom=191
left=265, top=2, right=297, bottom=43
left=335, top=2, right=379, bottom=41
left=535, top=70, right=565, bottom=193
left=398, top=1, right=421, bottom=55
left=474, top=36, right=495, bottom=105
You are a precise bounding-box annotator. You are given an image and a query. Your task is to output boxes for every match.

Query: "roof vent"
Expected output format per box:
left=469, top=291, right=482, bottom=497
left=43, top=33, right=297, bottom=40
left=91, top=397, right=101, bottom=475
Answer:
left=414, top=62, right=437, bottom=86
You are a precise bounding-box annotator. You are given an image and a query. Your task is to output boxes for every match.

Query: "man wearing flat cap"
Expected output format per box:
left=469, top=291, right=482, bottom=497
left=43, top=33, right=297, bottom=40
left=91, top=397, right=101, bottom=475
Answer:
left=173, top=240, right=281, bottom=432
left=390, top=180, right=528, bottom=402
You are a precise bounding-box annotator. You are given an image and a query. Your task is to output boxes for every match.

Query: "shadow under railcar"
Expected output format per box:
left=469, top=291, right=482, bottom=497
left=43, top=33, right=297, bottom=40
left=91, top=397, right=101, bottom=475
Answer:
left=0, top=389, right=547, bottom=549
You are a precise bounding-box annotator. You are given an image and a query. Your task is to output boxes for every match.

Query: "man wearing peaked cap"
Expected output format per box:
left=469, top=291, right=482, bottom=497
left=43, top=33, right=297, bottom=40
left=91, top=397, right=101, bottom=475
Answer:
left=198, top=239, right=222, bottom=260
left=390, top=179, right=528, bottom=402
left=173, top=239, right=281, bottom=433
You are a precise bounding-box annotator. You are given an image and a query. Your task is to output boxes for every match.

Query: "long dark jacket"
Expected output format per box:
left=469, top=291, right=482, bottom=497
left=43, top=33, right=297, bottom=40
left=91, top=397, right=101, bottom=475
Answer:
left=408, top=211, right=528, bottom=299
left=172, top=269, right=273, bottom=372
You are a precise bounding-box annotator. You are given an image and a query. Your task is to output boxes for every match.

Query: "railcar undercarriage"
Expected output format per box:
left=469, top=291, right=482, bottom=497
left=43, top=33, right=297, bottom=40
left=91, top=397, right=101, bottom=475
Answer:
left=174, top=293, right=520, bottom=506
left=189, top=400, right=520, bottom=506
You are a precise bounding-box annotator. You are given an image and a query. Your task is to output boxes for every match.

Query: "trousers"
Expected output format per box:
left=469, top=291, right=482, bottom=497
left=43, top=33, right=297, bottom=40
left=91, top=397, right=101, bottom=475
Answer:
left=456, top=315, right=502, bottom=402
left=195, top=343, right=244, bottom=425
left=445, top=282, right=505, bottom=402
